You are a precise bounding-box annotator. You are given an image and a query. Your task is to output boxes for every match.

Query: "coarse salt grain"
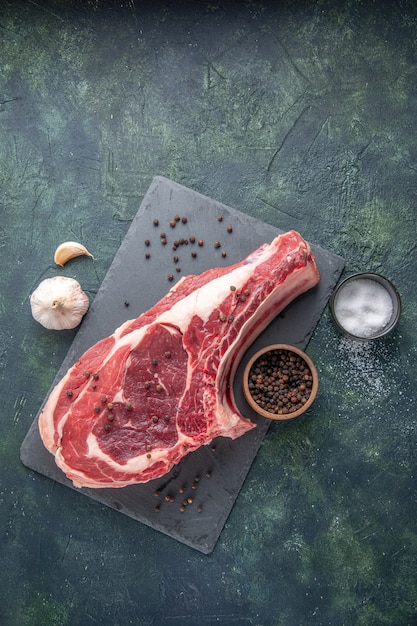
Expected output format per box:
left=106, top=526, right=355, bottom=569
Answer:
left=334, top=278, right=393, bottom=338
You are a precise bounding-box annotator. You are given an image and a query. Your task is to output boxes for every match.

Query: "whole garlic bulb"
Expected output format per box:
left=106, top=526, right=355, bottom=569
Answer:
left=30, top=276, right=89, bottom=330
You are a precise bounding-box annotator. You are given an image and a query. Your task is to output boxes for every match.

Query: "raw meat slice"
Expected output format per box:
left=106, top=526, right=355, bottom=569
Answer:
left=39, top=230, right=320, bottom=488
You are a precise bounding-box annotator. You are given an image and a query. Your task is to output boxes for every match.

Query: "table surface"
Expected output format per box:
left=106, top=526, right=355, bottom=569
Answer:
left=1, top=1, right=416, bottom=625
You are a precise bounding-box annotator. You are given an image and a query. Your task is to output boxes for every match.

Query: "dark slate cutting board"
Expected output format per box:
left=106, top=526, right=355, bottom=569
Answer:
left=21, top=176, right=345, bottom=554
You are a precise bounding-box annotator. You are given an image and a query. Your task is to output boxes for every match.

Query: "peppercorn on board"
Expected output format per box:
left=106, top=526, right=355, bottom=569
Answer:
left=21, top=176, right=345, bottom=554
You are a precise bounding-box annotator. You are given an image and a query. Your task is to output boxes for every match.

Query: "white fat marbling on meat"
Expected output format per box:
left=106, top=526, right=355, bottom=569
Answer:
left=157, top=263, right=255, bottom=328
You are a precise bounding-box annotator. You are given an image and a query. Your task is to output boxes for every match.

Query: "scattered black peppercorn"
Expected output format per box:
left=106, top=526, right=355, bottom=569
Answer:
left=161, top=238, right=167, bottom=245
left=181, top=216, right=188, bottom=223
left=144, top=239, right=150, bottom=246
left=170, top=219, right=176, bottom=228
left=66, top=390, right=73, bottom=397
left=145, top=252, right=150, bottom=259
left=189, top=236, right=196, bottom=243
left=173, top=255, right=179, bottom=263
left=198, top=239, right=204, bottom=246
left=174, top=214, right=180, bottom=222
left=218, top=215, right=223, bottom=221
left=221, top=251, right=227, bottom=258
left=191, top=250, right=197, bottom=258
left=176, top=266, right=181, bottom=272
left=153, top=218, right=159, bottom=226
left=214, top=241, right=221, bottom=248
left=227, top=225, right=233, bottom=233
left=168, top=274, right=174, bottom=281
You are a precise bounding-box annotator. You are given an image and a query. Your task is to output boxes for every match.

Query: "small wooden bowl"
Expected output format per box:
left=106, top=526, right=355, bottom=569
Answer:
left=242, top=344, right=319, bottom=420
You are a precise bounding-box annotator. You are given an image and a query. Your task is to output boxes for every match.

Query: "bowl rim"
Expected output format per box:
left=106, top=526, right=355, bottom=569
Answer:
left=242, top=343, right=319, bottom=421
left=329, top=272, right=402, bottom=341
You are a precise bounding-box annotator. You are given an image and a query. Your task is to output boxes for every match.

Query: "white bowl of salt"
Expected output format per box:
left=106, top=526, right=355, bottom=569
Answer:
left=330, top=273, right=401, bottom=340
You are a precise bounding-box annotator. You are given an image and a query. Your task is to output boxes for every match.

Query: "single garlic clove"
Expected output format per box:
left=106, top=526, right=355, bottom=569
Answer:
left=30, top=276, right=89, bottom=330
left=54, top=241, right=93, bottom=266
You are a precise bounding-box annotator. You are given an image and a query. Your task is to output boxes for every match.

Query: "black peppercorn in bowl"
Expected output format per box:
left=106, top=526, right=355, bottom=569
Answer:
left=242, top=344, right=319, bottom=420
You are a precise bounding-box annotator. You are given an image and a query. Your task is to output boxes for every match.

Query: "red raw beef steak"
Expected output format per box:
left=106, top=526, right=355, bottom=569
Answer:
left=39, top=230, right=320, bottom=488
